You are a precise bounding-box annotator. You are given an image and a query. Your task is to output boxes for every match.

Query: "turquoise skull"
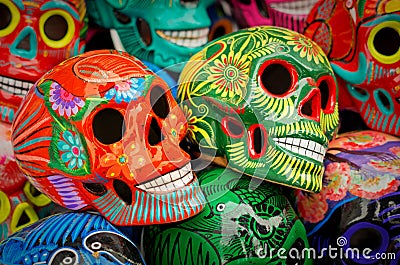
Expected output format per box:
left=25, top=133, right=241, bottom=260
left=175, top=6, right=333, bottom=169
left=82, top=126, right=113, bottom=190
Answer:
left=86, top=0, right=215, bottom=71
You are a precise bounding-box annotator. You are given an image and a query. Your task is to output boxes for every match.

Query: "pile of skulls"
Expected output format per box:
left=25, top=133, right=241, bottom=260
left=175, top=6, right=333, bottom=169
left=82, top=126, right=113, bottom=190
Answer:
left=0, top=0, right=399, bottom=264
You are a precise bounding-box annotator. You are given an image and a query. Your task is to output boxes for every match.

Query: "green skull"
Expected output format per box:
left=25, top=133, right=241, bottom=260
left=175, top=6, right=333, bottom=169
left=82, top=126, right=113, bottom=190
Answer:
left=85, top=0, right=214, bottom=71
left=143, top=167, right=311, bottom=264
left=178, top=26, right=339, bottom=192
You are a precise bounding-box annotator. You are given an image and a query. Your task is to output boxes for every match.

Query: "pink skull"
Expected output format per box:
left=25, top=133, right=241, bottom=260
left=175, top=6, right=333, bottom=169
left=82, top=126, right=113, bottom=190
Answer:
left=0, top=0, right=87, bottom=123
left=11, top=50, right=205, bottom=226
left=224, top=0, right=319, bottom=32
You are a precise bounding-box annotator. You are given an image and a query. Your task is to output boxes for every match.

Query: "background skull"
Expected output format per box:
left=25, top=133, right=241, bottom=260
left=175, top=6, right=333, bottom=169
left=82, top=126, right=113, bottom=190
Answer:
left=11, top=49, right=205, bottom=226
left=304, top=0, right=400, bottom=136
left=178, top=26, right=339, bottom=192
left=223, top=0, right=319, bottom=32
left=85, top=0, right=215, bottom=71
left=143, top=167, right=311, bottom=265
left=0, top=0, right=87, bottom=123
left=295, top=130, right=400, bottom=264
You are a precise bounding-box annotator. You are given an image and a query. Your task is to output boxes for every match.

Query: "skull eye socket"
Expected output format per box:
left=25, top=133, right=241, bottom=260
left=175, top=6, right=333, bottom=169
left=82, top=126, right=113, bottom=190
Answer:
left=148, top=117, right=164, bottom=146
left=258, top=60, right=297, bottom=98
left=317, top=75, right=336, bottom=113
left=0, top=1, right=20, bottom=37
left=367, top=21, right=400, bottom=64
left=114, top=10, right=132, bottom=24
left=93, top=108, right=125, bottom=145
left=150, top=85, right=170, bottom=118
left=221, top=116, right=244, bottom=138
left=39, top=10, right=75, bottom=48
left=343, top=222, right=389, bottom=260
left=137, top=18, right=152, bottom=46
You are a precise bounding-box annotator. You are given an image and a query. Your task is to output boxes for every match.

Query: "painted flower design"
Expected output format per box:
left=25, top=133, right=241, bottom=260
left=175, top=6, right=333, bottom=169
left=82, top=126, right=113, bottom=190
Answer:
left=58, top=131, right=87, bottom=170
left=389, top=146, right=400, bottom=156
left=324, top=162, right=351, bottom=201
left=285, top=34, right=326, bottom=64
left=349, top=171, right=400, bottom=199
left=49, top=82, right=85, bottom=118
left=368, top=159, right=400, bottom=174
left=104, top=77, right=144, bottom=103
left=207, top=51, right=250, bottom=100
left=340, top=131, right=387, bottom=150
left=100, top=142, right=133, bottom=180
left=296, top=190, right=328, bottom=223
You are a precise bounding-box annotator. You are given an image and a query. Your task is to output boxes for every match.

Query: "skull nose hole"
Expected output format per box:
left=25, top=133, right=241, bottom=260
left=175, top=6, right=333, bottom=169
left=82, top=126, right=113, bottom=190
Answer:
left=113, top=179, right=132, bottom=205
left=137, top=18, right=152, bottom=46
left=318, top=76, right=336, bottom=113
left=93, top=108, right=125, bottom=145
left=148, top=118, right=164, bottom=145
left=247, top=124, right=267, bottom=159
left=221, top=116, right=244, bottom=138
left=374, top=89, right=393, bottom=115
left=299, top=89, right=320, bottom=122
left=16, top=34, right=31, bottom=51
left=83, top=183, right=107, bottom=197
left=150, top=85, right=170, bottom=118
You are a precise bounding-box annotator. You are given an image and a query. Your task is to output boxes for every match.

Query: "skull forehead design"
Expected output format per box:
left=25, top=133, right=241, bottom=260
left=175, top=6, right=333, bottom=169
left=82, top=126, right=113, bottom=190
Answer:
left=85, top=0, right=214, bottom=71
left=304, top=0, right=400, bottom=135
left=226, top=0, right=319, bottom=32
left=143, top=168, right=311, bottom=265
left=0, top=0, right=87, bottom=124
left=178, top=26, right=339, bottom=192
left=295, top=130, right=400, bottom=264
left=11, top=49, right=205, bottom=226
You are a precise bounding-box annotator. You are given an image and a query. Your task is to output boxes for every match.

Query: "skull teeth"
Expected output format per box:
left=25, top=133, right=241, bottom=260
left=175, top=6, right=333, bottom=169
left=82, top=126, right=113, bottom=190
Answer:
left=0, top=76, right=33, bottom=96
left=156, top=28, right=209, bottom=48
left=273, top=137, right=326, bottom=163
left=269, top=0, right=319, bottom=15
left=136, top=163, right=194, bottom=193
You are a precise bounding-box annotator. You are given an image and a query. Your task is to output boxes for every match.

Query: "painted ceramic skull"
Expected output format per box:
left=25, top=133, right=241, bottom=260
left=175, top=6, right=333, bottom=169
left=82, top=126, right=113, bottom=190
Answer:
left=11, top=49, right=205, bottom=226
left=0, top=0, right=87, bottom=124
left=0, top=121, right=53, bottom=240
left=143, top=167, right=311, bottom=265
left=85, top=0, right=215, bottom=72
left=178, top=26, right=339, bottom=192
left=295, top=130, right=400, bottom=264
left=223, top=0, right=319, bottom=32
left=304, top=0, right=400, bottom=135
left=0, top=212, right=146, bottom=264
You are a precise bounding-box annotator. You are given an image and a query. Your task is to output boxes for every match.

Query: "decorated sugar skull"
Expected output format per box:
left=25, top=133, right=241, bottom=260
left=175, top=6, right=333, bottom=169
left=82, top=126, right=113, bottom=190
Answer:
left=224, top=0, right=319, bottom=32
left=178, top=26, right=339, bottom=192
left=0, top=121, right=53, bottom=240
left=11, top=49, right=205, bottom=226
left=295, top=130, right=400, bottom=264
left=0, top=0, right=87, bottom=124
left=85, top=0, right=215, bottom=72
left=0, top=212, right=146, bottom=264
left=304, top=0, right=400, bottom=135
left=144, top=167, right=311, bottom=265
